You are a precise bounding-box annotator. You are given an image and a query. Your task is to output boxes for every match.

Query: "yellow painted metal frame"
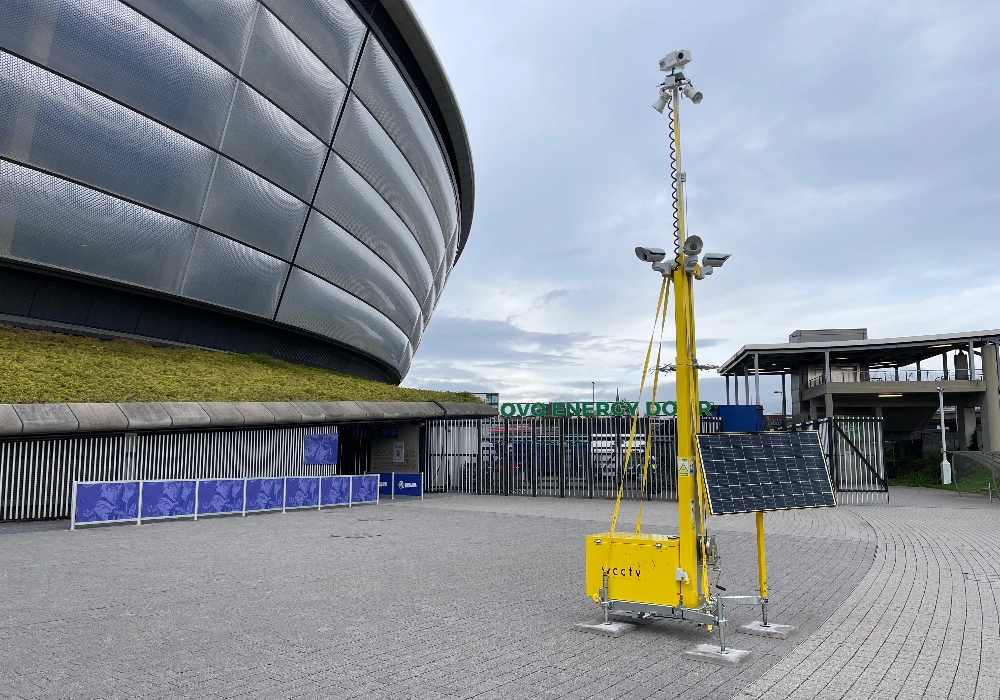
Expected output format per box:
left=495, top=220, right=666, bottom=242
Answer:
left=584, top=83, right=771, bottom=619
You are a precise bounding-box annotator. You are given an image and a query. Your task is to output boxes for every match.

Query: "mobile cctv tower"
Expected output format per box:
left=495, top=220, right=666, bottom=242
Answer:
left=583, top=50, right=771, bottom=663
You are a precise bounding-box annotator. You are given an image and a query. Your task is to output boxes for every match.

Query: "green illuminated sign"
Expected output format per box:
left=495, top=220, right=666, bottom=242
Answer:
left=498, top=401, right=713, bottom=418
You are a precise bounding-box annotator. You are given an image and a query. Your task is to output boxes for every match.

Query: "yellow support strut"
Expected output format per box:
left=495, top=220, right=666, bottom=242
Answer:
left=756, top=510, right=769, bottom=626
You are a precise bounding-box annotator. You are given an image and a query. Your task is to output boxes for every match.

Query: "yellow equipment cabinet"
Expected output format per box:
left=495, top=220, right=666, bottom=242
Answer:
left=585, top=533, right=681, bottom=607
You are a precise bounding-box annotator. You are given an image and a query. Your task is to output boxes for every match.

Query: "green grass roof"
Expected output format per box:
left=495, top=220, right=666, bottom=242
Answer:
left=0, top=324, right=479, bottom=404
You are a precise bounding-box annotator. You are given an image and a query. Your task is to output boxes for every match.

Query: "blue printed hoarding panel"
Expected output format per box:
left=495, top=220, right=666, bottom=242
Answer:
left=304, top=433, right=339, bottom=465
left=141, top=481, right=196, bottom=519
left=198, top=479, right=244, bottom=515
left=245, top=478, right=284, bottom=512
left=394, top=473, right=423, bottom=498
left=286, top=477, right=319, bottom=508
left=320, top=476, right=350, bottom=506
left=351, top=475, right=378, bottom=504
left=75, top=482, right=139, bottom=524
left=378, top=473, right=393, bottom=496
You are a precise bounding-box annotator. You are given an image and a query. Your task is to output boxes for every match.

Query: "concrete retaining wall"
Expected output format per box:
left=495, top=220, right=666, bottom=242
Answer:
left=0, top=401, right=496, bottom=437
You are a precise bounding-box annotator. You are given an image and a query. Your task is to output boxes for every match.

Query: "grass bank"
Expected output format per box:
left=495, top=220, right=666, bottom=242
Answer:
left=0, top=324, right=478, bottom=404
left=887, top=457, right=955, bottom=489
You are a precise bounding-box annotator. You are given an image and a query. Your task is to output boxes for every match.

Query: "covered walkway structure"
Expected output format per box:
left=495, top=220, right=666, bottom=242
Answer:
left=719, top=329, right=1000, bottom=450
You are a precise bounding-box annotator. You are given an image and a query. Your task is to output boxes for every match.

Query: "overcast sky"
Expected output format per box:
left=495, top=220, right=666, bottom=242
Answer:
left=401, top=0, right=1000, bottom=411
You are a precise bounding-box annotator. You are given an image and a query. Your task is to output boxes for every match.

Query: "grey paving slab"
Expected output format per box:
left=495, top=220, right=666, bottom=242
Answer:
left=736, top=487, right=1000, bottom=699
left=2, top=488, right=992, bottom=699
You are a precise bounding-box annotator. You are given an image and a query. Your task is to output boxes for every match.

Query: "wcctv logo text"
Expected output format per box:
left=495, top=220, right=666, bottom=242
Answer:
left=603, top=566, right=641, bottom=579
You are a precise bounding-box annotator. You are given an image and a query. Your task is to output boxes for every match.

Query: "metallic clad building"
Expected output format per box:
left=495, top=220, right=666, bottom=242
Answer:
left=0, top=0, right=473, bottom=383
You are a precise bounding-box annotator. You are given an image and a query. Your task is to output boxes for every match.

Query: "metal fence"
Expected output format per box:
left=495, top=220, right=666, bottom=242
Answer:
left=0, top=425, right=338, bottom=522
left=793, top=417, right=888, bottom=504
left=425, top=416, right=721, bottom=501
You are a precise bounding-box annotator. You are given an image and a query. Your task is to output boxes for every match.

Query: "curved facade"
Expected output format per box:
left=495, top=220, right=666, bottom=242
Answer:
left=0, top=0, right=473, bottom=383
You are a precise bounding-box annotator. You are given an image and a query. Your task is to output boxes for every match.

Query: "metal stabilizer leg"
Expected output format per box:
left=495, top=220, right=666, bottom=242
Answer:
left=602, top=571, right=609, bottom=624
left=761, top=597, right=769, bottom=627
left=575, top=571, right=637, bottom=638
left=681, top=597, right=750, bottom=666
left=718, top=600, right=726, bottom=652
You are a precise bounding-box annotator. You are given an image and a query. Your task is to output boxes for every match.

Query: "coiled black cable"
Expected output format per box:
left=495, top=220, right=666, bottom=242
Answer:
left=666, top=93, right=681, bottom=258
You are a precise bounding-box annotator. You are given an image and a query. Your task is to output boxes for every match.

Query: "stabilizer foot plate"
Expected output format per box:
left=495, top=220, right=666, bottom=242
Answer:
left=681, top=643, right=751, bottom=666
left=741, top=620, right=794, bottom=639
left=575, top=621, right=635, bottom=637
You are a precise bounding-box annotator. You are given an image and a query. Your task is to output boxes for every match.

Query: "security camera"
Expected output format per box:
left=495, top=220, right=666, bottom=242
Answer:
left=635, top=247, right=666, bottom=263
left=658, top=50, right=692, bottom=72
left=681, top=235, right=703, bottom=256
left=682, top=84, right=704, bottom=104
left=702, top=253, right=731, bottom=268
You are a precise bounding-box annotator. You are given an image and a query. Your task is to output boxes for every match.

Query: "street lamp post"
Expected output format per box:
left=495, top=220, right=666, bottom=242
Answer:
left=937, top=387, right=952, bottom=485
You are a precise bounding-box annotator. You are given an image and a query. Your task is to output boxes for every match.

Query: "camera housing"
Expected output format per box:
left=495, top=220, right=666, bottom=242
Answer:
left=681, top=235, right=704, bottom=256
left=702, top=253, right=731, bottom=268
left=658, top=50, right=692, bottom=72
left=682, top=84, right=703, bottom=104
left=635, top=247, right=667, bottom=263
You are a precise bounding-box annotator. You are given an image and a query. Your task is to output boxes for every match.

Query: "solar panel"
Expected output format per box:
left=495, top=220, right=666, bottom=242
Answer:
left=695, top=432, right=836, bottom=515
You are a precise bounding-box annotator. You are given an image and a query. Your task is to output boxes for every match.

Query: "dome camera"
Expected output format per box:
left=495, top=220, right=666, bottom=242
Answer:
left=681, top=235, right=703, bottom=256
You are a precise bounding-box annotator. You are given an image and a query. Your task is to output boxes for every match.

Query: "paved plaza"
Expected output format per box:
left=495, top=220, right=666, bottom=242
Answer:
left=1, top=487, right=998, bottom=699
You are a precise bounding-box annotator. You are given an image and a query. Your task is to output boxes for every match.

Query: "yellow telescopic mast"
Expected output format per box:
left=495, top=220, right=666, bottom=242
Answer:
left=669, top=83, right=709, bottom=609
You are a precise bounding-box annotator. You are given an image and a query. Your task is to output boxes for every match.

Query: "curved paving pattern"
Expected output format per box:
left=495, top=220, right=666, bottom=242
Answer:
left=0, top=492, right=876, bottom=699
left=736, top=488, right=1000, bottom=700
left=2, top=489, right=994, bottom=698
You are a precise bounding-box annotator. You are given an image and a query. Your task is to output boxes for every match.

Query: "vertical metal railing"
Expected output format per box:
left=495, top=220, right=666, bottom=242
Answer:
left=425, top=416, right=722, bottom=501
left=0, top=425, right=338, bottom=522
left=792, top=417, right=887, bottom=504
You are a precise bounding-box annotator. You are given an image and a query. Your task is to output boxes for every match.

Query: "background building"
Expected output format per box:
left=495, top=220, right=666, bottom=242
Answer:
left=0, top=0, right=473, bottom=384
left=719, top=328, right=1000, bottom=451
left=471, top=392, right=499, bottom=409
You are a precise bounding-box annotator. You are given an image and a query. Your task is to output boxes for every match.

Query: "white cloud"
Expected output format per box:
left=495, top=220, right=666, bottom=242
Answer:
left=406, top=0, right=1000, bottom=406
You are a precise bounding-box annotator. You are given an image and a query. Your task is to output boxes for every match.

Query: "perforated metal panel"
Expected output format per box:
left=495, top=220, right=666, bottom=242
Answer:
left=200, top=156, right=308, bottom=261
left=0, top=0, right=465, bottom=383
left=0, top=160, right=197, bottom=294
left=353, top=38, right=457, bottom=238
left=220, top=82, right=326, bottom=201
left=432, top=254, right=448, bottom=304
left=295, top=211, right=422, bottom=341
left=447, top=222, right=459, bottom=268
left=276, top=267, right=410, bottom=371
left=0, top=0, right=239, bottom=149
left=695, top=432, right=837, bottom=515
left=122, top=0, right=258, bottom=73
left=313, top=154, right=433, bottom=302
left=260, top=0, right=366, bottom=83
left=334, top=97, right=445, bottom=267
left=181, top=230, right=288, bottom=317
left=0, top=51, right=216, bottom=222
left=240, top=7, right=346, bottom=143
left=418, top=279, right=435, bottom=329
